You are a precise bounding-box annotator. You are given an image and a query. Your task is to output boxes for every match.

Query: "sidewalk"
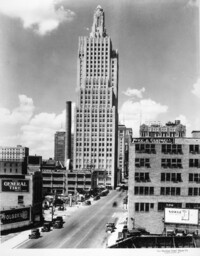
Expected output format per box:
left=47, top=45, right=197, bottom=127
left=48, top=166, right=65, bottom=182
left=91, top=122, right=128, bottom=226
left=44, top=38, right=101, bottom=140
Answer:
left=106, top=210, right=128, bottom=247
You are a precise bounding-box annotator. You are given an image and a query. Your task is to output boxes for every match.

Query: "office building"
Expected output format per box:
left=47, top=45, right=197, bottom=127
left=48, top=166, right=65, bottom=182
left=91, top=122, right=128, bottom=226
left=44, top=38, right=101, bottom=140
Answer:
left=118, top=125, right=133, bottom=180
left=0, top=145, right=29, bottom=175
left=128, top=122, right=200, bottom=235
left=73, top=6, right=118, bottom=189
left=54, top=131, right=66, bottom=163
left=41, top=159, right=66, bottom=196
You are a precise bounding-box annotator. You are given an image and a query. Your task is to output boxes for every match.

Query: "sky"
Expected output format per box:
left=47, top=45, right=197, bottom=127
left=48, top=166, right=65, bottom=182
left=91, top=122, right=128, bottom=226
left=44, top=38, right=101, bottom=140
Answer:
left=0, top=0, right=199, bottom=159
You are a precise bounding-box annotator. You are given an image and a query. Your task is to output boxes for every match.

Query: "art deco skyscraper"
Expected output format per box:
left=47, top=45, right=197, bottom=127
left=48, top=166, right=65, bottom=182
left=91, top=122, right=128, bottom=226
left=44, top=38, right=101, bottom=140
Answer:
left=73, top=6, right=118, bottom=188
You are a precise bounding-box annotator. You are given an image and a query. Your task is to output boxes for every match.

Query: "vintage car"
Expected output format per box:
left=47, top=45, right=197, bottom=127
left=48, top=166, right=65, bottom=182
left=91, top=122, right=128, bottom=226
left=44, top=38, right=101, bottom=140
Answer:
left=53, top=220, right=63, bottom=229
left=41, top=222, right=51, bottom=232
left=106, top=222, right=116, bottom=233
left=29, top=228, right=40, bottom=239
left=84, top=200, right=91, bottom=205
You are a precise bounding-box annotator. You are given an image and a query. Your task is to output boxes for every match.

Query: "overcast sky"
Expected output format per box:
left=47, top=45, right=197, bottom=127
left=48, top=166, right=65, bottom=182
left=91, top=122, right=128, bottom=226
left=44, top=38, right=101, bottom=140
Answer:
left=0, top=0, right=199, bottom=158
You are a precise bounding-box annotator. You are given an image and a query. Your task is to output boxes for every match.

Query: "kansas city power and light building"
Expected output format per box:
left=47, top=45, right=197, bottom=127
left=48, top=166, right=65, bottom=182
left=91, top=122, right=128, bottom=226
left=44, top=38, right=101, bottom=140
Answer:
left=128, top=121, right=200, bottom=235
left=73, top=6, right=118, bottom=189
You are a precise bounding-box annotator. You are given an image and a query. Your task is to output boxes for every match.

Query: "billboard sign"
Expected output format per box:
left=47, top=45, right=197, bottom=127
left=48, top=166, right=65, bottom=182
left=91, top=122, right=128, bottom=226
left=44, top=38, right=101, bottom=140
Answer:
left=164, top=208, right=199, bottom=225
left=133, top=138, right=174, bottom=144
left=2, top=179, right=29, bottom=192
left=0, top=207, right=30, bottom=225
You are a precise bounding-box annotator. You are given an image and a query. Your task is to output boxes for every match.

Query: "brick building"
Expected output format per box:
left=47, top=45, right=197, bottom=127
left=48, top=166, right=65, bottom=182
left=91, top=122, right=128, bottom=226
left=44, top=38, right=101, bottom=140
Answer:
left=128, top=125, right=200, bottom=235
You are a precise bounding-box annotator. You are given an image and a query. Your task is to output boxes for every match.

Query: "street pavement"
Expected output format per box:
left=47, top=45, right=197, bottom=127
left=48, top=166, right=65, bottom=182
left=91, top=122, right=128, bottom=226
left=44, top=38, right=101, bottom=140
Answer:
left=0, top=190, right=128, bottom=249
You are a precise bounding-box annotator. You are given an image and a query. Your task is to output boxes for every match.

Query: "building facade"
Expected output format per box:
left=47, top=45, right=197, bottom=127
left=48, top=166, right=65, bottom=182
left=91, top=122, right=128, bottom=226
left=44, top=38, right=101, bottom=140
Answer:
left=54, top=131, right=66, bottom=163
left=140, top=120, right=186, bottom=138
left=118, top=125, right=133, bottom=180
left=128, top=129, right=200, bottom=235
left=0, top=145, right=29, bottom=175
left=73, top=6, right=118, bottom=189
left=66, top=170, right=97, bottom=195
left=0, top=172, right=43, bottom=232
left=41, top=159, right=67, bottom=196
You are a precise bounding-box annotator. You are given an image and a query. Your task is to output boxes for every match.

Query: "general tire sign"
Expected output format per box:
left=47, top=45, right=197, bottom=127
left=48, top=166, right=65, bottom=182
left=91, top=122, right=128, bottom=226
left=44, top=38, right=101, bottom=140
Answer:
left=2, top=179, right=29, bottom=192
left=0, top=207, right=30, bottom=224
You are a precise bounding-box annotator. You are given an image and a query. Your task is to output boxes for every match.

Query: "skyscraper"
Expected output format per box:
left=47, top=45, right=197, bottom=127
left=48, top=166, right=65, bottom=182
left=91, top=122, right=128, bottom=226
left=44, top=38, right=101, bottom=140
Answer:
left=54, top=131, right=65, bottom=162
left=73, top=6, right=118, bottom=188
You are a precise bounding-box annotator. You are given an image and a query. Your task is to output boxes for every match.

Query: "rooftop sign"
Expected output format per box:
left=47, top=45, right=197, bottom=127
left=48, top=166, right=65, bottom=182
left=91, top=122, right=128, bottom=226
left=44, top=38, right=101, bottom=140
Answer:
left=133, top=138, right=174, bottom=144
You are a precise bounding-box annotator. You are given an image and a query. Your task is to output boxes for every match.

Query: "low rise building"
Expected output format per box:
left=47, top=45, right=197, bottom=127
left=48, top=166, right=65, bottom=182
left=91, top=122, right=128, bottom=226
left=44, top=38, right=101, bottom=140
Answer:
left=0, top=172, right=43, bottom=232
left=41, top=159, right=66, bottom=196
left=66, top=170, right=98, bottom=195
left=128, top=127, right=200, bottom=235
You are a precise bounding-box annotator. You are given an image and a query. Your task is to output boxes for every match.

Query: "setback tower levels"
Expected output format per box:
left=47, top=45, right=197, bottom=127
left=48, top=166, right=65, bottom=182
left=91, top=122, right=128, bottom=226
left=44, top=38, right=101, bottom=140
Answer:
left=73, top=6, right=118, bottom=188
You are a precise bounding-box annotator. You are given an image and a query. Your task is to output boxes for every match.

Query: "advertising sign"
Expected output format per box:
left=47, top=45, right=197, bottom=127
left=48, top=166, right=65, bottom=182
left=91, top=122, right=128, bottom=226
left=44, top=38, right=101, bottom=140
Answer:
left=164, top=208, right=199, bottom=225
left=133, top=138, right=174, bottom=144
left=0, top=207, right=30, bottom=225
left=2, top=179, right=29, bottom=192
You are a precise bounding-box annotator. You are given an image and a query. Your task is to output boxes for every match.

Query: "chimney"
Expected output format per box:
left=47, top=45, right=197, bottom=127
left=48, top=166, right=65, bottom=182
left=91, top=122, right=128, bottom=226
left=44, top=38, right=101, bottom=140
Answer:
left=65, top=101, right=72, bottom=164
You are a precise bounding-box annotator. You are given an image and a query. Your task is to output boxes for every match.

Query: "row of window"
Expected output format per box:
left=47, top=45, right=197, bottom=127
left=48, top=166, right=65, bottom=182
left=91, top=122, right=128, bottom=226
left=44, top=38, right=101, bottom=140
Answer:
left=134, top=187, right=200, bottom=196
left=135, top=172, right=200, bottom=183
left=135, top=202, right=200, bottom=212
left=135, top=144, right=200, bottom=154
left=135, top=158, right=200, bottom=168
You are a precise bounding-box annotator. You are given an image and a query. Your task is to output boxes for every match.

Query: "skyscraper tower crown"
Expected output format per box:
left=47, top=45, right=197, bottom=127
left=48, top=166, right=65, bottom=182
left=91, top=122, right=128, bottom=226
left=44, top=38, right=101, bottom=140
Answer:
left=90, top=5, right=107, bottom=37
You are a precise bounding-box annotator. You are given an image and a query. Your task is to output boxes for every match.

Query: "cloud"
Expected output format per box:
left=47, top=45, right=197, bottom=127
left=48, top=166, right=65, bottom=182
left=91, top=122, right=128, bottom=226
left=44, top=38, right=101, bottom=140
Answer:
left=123, top=87, right=145, bottom=98
left=175, top=114, right=192, bottom=136
left=192, top=78, right=200, bottom=98
left=0, top=94, right=34, bottom=125
left=0, top=94, right=75, bottom=158
left=119, top=99, right=168, bottom=136
left=0, top=0, right=76, bottom=35
left=186, top=0, right=199, bottom=8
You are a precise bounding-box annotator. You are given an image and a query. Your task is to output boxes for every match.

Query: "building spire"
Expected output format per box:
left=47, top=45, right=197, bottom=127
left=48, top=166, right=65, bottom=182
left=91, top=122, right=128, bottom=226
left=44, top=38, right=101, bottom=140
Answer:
left=90, top=5, right=106, bottom=37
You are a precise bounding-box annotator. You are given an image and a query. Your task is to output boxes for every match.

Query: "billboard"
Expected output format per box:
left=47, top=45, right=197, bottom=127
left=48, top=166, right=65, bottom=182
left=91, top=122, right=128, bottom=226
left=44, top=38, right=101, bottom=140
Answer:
left=0, top=207, right=30, bottom=225
left=133, top=138, right=174, bottom=144
left=164, top=208, right=199, bottom=225
left=2, top=179, right=29, bottom=192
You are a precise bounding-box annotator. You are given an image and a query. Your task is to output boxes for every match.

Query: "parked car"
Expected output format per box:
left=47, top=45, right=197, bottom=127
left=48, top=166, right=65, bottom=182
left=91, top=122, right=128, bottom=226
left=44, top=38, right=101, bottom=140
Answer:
left=29, top=228, right=40, bottom=239
left=53, top=220, right=63, bottom=229
left=106, top=222, right=116, bottom=232
left=94, top=195, right=100, bottom=200
left=58, top=205, right=65, bottom=211
left=84, top=200, right=91, bottom=205
left=41, top=222, right=51, bottom=232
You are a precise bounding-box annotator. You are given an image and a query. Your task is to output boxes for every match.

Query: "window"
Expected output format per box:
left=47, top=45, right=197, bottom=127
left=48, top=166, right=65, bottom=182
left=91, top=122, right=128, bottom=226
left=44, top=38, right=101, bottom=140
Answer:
left=134, top=186, right=154, bottom=195
left=189, top=159, right=199, bottom=168
left=18, top=196, right=24, bottom=204
left=135, top=144, right=156, bottom=154
left=188, top=187, right=200, bottom=196
left=189, top=173, right=200, bottom=183
left=135, top=158, right=150, bottom=168
left=189, top=145, right=199, bottom=154
left=161, top=173, right=182, bottom=182
left=135, top=203, right=153, bottom=212
left=135, top=172, right=150, bottom=182
left=160, top=187, right=181, bottom=196
left=161, top=158, right=182, bottom=168
left=162, top=144, right=182, bottom=154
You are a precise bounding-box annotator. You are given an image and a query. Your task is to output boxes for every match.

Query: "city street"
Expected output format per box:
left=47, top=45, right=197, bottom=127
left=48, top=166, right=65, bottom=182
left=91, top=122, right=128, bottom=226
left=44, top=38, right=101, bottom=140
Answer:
left=18, top=190, right=126, bottom=248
